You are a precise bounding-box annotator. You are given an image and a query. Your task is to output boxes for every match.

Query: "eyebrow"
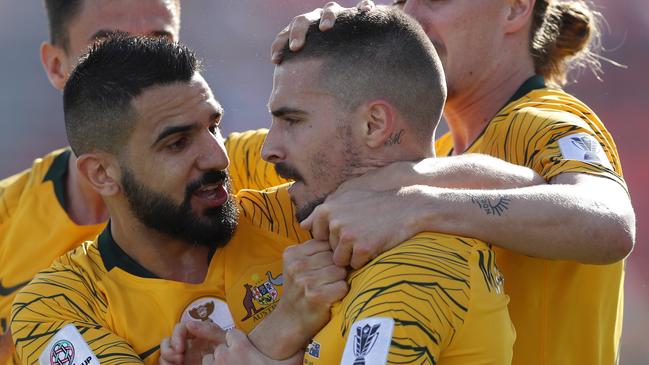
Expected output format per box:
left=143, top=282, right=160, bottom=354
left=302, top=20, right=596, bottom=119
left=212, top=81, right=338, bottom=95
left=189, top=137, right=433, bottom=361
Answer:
left=270, top=106, right=308, bottom=118
left=90, top=29, right=175, bottom=42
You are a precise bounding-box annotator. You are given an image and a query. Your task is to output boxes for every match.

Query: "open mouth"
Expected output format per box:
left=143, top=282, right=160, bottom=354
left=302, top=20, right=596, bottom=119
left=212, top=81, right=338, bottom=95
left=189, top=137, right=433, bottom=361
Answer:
left=192, top=182, right=228, bottom=208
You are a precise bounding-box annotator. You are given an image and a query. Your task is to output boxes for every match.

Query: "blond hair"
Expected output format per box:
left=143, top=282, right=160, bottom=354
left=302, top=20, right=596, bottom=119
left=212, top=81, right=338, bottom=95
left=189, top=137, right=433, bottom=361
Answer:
left=530, top=0, right=603, bottom=86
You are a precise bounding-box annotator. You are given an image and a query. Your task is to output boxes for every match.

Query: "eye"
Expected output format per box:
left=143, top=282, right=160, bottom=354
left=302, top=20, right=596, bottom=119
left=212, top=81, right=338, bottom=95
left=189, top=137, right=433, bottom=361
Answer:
left=167, top=136, right=189, bottom=151
left=284, top=117, right=301, bottom=125
left=208, top=123, right=221, bottom=135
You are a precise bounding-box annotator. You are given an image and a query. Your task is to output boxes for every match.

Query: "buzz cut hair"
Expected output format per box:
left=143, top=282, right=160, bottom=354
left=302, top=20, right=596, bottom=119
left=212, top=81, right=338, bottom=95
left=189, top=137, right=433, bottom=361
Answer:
left=278, top=6, right=447, bottom=144
left=63, top=35, right=200, bottom=156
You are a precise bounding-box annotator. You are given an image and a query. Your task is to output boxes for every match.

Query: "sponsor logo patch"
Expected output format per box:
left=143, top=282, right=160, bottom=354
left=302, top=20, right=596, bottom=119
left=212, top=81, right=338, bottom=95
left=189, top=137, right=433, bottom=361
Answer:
left=341, top=317, right=394, bottom=365
left=241, top=271, right=283, bottom=321
left=181, top=297, right=235, bottom=330
left=557, top=132, right=613, bottom=170
left=39, top=324, right=98, bottom=365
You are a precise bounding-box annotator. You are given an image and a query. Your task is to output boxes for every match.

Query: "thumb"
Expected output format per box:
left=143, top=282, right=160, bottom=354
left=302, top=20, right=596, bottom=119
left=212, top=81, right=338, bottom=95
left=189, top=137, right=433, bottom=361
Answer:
left=186, top=321, right=227, bottom=345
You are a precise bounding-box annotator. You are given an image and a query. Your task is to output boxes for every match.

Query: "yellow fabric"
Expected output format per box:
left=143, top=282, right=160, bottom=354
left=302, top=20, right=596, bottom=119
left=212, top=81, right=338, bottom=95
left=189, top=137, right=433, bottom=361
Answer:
left=303, top=233, right=515, bottom=365
left=435, top=87, right=625, bottom=365
left=225, top=129, right=289, bottom=193
left=0, top=149, right=105, bottom=336
left=10, top=186, right=305, bottom=365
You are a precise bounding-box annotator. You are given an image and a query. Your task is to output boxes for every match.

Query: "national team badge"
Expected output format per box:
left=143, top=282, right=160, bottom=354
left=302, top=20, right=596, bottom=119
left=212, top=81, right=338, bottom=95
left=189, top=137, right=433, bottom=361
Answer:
left=181, top=297, right=235, bottom=330
left=50, top=340, right=75, bottom=365
left=241, top=271, right=283, bottom=321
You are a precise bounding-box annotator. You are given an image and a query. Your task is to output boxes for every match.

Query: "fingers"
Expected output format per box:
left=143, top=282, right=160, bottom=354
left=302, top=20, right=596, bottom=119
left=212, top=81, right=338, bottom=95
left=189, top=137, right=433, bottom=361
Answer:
left=349, top=243, right=377, bottom=270
left=301, top=206, right=330, bottom=242
left=201, top=353, right=214, bottom=365
left=270, top=27, right=289, bottom=64
left=320, top=2, right=343, bottom=30
left=160, top=337, right=184, bottom=365
left=332, top=238, right=353, bottom=267
left=170, top=323, right=189, bottom=354
left=185, top=321, right=227, bottom=345
left=357, top=0, right=376, bottom=11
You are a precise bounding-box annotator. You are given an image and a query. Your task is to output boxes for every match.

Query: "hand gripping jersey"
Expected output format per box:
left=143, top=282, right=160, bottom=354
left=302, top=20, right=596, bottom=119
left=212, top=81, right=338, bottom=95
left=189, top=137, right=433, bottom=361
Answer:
left=10, top=186, right=307, bottom=365
left=435, top=76, right=626, bottom=365
left=2, top=128, right=284, bottom=364
left=303, top=233, right=515, bottom=365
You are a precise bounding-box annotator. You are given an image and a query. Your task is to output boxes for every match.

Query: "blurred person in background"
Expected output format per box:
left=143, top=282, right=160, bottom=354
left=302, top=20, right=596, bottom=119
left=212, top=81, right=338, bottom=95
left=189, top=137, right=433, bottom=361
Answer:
left=274, top=1, right=636, bottom=364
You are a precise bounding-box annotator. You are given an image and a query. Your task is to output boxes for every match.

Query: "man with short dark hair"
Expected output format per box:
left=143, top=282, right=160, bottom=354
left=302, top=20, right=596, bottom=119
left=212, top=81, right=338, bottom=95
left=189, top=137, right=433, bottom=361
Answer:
left=165, top=8, right=515, bottom=364
left=0, top=2, right=284, bottom=361
left=11, top=35, right=342, bottom=365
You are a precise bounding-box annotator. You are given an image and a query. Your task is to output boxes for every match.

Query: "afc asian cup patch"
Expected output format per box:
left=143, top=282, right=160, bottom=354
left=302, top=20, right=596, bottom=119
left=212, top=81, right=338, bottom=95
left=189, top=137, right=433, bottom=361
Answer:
left=341, top=317, right=394, bottom=365
left=557, top=132, right=613, bottom=170
left=180, top=296, right=235, bottom=330
left=39, top=324, right=98, bottom=365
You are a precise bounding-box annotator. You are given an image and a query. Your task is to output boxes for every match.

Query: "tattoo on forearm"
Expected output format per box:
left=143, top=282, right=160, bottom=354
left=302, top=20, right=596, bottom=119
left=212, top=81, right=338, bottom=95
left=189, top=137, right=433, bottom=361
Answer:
left=471, top=196, right=511, bottom=216
left=384, top=129, right=405, bottom=146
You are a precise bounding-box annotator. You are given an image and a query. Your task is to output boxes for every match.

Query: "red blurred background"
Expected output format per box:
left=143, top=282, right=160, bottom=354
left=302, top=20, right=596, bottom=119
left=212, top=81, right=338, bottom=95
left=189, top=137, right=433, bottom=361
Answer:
left=0, top=1, right=646, bottom=363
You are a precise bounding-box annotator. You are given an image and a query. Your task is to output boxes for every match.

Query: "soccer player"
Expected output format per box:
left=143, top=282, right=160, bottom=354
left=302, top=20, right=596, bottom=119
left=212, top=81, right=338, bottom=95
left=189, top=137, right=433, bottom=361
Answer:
left=276, top=1, right=636, bottom=364
left=0, top=1, right=284, bottom=361
left=10, top=36, right=347, bottom=365
left=164, top=8, right=515, bottom=364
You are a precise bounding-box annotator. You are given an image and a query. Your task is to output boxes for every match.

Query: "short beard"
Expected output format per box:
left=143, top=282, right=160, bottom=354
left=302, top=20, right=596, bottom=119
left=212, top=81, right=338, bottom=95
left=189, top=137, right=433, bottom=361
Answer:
left=121, top=168, right=238, bottom=249
left=295, top=196, right=325, bottom=223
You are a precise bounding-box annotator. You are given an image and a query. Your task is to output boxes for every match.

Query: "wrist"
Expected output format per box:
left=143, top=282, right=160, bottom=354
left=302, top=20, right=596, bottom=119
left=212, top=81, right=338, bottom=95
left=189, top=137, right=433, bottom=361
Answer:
left=249, top=302, right=308, bottom=359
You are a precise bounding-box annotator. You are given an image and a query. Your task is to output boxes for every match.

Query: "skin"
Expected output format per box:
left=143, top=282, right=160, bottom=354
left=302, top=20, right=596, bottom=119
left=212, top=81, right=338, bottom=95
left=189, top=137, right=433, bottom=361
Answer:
left=273, top=0, right=635, bottom=266
left=0, top=1, right=181, bottom=360
left=77, top=73, right=228, bottom=283
left=39, top=0, right=180, bottom=226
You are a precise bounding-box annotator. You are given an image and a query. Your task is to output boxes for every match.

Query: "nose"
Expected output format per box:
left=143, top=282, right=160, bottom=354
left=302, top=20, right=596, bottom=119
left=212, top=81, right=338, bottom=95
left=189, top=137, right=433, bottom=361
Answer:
left=261, top=122, right=286, bottom=164
left=196, top=130, right=230, bottom=172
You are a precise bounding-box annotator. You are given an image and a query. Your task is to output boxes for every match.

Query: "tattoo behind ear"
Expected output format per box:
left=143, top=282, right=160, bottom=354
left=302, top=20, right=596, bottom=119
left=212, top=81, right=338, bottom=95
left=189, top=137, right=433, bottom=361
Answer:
left=471, top=196, right=511, bottom=216
left=384, top=129, right=405, bottom=146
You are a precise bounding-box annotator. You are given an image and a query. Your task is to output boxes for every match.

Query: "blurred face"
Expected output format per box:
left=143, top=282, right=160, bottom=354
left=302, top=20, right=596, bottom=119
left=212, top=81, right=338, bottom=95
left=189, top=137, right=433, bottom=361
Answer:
left=119, top=73, right=237, bottom=247
left=63, top=0, right=180, bottom=73
left=262, top=60, right=361, bottom=221
left=394, top=0, right=509, bottom=98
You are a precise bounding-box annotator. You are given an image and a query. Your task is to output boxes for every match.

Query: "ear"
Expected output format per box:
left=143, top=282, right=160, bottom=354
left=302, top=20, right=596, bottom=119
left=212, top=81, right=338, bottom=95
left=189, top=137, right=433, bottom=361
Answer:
left=76, top=153, right=121, bottom=197
left=362, top=100, right=397, bottom=149
left=40, top=42, right=72, bottom=91
left=504, top=0, right=535, bottom=34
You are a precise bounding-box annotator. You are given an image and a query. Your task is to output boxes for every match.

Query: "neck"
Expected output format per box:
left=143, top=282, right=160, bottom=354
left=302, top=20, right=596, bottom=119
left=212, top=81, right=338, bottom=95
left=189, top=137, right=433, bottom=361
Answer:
left=65, top=154, right=109, bottom=225
left=444, top=60, right=535, bottom=154
left=109, top=211, right=211, bottom=283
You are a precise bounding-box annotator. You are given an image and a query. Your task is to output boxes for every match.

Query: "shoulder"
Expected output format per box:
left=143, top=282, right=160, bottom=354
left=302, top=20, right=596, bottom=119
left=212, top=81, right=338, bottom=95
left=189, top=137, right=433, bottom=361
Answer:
left=225, top=128, right=269, bottom=147
left=0, top=148, right=70, bottom=226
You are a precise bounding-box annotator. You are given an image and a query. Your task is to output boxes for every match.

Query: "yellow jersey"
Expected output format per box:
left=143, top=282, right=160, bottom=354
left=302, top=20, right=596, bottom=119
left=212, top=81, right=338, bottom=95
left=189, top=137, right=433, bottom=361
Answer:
left=435, top=76, right=626, bottom=365
left=0, top=129, right=281, bottom=335
left=303, top=233, right=515, bottom=365
left=0, top=149, right=105, bottom=335
left=10, top=186, right=306, bottom=365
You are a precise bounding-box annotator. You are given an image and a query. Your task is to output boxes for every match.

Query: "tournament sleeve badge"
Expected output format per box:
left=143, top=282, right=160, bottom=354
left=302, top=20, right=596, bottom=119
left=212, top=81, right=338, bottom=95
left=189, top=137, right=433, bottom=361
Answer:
left=557, top=132, right=614, bottom=170
left=38, top=324, right=99, bottom=365
left=341, top=317, right=394, bottom=365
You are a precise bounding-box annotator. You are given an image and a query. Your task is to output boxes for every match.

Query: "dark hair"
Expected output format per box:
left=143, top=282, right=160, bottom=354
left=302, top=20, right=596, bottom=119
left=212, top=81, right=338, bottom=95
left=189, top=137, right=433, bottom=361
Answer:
left=43, top=0, right=84, bottom=49
left=530, top=0, right=602, bottom=85
left=63, top=35, right=200, bottom=156
left=279, top=6, right=446, bottom=145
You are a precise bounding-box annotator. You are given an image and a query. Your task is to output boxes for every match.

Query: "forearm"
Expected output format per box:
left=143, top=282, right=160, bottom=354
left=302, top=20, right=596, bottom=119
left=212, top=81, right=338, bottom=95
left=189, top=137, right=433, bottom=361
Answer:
left=411, top=154, right=545, bottom=189
left=409, top=180, right=634, bottom=264
left=247, top=306, right=306, bottom=360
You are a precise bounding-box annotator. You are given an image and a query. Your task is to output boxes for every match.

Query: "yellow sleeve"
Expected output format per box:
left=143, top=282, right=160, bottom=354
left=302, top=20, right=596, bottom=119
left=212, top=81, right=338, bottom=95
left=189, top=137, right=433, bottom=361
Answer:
left=337, top=235, right=472, bottom=364
left=11, top=256, right=142, bottom=364
left=510, top=107, right=626, bottom=189
left=225, top=129, right=289, bottom=193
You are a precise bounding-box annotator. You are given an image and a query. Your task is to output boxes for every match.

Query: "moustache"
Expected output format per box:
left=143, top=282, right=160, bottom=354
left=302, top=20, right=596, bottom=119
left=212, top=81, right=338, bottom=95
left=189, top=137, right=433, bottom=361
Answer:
left=274, top=163, right=305, bottom=182
left=185, top=170, right=229, bottom=197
